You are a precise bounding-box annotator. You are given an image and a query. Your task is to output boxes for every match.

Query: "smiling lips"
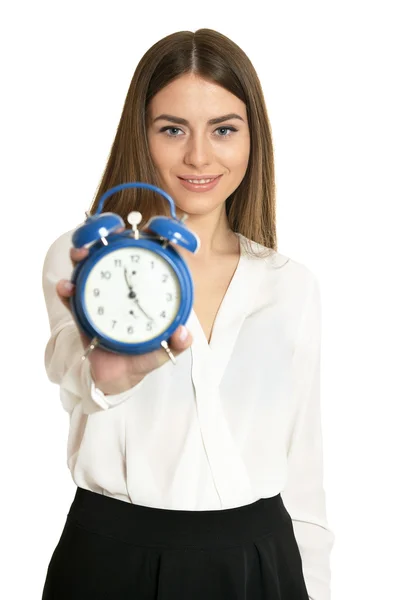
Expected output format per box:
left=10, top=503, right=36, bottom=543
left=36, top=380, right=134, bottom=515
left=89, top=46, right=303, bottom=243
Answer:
left=177, top=174, right=222, bottom=192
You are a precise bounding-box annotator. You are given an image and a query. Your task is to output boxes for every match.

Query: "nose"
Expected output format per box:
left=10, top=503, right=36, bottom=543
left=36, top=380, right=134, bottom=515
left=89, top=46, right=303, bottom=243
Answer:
left=183, top=132, right=212, bottom=168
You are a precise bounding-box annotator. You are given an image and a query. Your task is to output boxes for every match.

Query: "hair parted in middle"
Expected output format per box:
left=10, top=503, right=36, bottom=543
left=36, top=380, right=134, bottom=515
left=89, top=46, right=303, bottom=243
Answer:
left=88, top=29, right=277, bottom=258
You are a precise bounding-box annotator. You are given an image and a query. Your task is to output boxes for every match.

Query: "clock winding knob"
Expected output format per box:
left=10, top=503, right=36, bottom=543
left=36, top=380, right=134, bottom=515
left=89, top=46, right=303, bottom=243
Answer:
left=127, top=211, right=143, bottom=240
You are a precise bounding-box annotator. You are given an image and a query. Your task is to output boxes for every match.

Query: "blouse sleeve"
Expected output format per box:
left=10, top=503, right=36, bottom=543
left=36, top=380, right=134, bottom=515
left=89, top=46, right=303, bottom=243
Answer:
left=281, top=273, right=335, bottom=600
left=42, top=230, right=144, bottom=414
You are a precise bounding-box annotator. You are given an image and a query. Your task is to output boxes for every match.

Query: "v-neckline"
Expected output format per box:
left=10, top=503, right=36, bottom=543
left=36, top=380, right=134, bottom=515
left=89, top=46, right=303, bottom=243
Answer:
left=189, top=233, right=246, bottom=351
left=186, top=233, right=272, bottom=387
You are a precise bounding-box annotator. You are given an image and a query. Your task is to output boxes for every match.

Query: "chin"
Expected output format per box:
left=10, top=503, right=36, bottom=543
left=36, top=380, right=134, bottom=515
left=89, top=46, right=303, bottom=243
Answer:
left=173, top=194, right=226, bottom=217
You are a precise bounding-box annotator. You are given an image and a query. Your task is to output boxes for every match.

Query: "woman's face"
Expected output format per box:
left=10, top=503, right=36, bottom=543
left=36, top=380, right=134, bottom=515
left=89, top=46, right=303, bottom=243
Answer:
left=146, top=73, right=250, bottom=217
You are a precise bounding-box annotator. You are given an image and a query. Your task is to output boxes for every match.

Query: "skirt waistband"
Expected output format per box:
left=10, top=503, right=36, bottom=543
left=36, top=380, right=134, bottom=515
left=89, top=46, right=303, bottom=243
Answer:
left=67, top=487, right=292, bottom=549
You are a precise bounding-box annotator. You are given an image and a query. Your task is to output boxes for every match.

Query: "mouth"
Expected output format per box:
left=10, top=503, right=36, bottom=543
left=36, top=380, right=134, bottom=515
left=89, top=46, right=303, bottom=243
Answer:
left=177, top=174, right=223, bottom=192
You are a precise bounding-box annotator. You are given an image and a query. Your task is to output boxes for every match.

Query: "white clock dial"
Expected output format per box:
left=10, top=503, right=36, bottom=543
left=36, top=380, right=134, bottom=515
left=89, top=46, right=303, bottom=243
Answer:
left=83, top=246, right=181, bottom=343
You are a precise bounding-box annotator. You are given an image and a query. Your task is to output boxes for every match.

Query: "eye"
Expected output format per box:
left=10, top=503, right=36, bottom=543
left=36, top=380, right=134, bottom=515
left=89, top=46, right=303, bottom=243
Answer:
left=215, top=126, right=237, bottom=137
left=161, top=126, right=184, bottom=137
left=159, top=126, right=238, bottom=138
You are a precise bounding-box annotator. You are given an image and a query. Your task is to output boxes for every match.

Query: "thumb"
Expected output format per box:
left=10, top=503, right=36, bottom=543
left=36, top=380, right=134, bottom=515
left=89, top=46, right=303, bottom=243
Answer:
left=168, top=325, right=192, bottom=352
left=153, top=325, right=193, bottom=368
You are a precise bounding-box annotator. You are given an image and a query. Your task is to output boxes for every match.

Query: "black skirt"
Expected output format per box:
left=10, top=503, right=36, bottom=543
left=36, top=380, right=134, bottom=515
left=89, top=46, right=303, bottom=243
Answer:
left=42, top=487, right=309, bottom=599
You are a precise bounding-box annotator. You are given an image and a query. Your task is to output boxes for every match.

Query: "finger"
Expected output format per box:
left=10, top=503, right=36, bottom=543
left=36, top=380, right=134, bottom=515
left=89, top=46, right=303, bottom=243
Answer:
left=168, top=325, right=192, bottom=352
left=70, top=246, right=89, bottom=267
left=56, top=279, right=75, bottom=311
left=139, top=325, right=192, bottom=372
left=78, top=329, right=91, bottom=349
left=155, top=326, right=193, bottom=368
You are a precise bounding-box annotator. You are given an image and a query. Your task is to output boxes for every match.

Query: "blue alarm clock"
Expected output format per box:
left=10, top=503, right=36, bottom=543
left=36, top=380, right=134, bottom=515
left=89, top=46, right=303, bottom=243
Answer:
left=69, top=182, right=200, bottom=363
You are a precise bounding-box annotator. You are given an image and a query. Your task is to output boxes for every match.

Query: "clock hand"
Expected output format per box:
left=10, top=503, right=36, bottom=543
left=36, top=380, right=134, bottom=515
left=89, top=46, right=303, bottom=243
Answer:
left=133, top=298, right=154, bottom=322
left=124, top=267, right=133, bottom=292
left=124, top=266, right=154, bottom=322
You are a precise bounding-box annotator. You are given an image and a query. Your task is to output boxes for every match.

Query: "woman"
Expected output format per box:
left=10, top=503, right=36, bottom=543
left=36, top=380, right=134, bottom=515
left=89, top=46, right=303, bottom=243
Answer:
left=41, top=28, right=334, bottom=600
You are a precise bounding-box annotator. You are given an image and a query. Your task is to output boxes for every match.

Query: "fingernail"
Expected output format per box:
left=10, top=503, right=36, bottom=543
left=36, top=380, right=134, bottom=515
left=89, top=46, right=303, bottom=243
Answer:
left=179, top=325, right=188, bottom=341
left=63, top=281, right=74, bottom=292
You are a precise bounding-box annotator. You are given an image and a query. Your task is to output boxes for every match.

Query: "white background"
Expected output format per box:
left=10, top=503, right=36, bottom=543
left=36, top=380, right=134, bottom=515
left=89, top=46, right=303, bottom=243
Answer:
left=1, top=1, right=398, bottom=598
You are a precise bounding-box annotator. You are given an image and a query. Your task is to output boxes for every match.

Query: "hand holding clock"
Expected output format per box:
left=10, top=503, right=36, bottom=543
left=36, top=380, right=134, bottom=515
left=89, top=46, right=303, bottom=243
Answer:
left=55, top=230, right=193, bottom=396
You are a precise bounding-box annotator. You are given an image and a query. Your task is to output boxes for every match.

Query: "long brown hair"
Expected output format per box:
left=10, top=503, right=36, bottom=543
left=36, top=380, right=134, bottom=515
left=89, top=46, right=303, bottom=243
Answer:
left=88, top=29, right=277, bottom=258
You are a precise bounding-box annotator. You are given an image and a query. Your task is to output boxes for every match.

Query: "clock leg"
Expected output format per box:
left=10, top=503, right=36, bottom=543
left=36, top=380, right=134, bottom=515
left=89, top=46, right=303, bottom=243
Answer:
left=81, top=337, right=99, bottom=361
left=160, top=340, right=176, bottom=365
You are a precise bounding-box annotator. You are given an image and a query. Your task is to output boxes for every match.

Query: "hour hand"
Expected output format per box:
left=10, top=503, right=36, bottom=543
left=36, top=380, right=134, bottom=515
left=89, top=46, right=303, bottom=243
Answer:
left=124, top=267, right=133, bottom=291
left=124, top=268, right=137, bottom=299
left=124, top=267, right=153, bottom=321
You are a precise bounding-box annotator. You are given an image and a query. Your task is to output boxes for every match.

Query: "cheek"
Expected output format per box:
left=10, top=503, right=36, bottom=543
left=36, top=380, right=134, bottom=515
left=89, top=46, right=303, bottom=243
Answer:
left=148, top=136, right=178, bottom=170
left=223, top=146, right=250, bottom=174
left=220, top=135, right=250, bottom=161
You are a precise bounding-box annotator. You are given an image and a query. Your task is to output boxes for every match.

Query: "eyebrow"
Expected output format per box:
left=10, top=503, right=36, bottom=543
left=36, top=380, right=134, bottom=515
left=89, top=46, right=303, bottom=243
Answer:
left=153, top=113, right=245, bottom=126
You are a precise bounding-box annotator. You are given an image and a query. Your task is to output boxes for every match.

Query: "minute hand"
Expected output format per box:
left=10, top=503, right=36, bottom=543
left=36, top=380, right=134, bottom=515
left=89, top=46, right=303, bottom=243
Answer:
left=133, top=297, right=154, bottom=322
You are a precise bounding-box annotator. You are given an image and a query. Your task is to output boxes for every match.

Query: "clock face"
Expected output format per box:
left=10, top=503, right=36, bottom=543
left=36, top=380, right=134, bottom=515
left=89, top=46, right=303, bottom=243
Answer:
left=83, top=246, right=181, bottom=343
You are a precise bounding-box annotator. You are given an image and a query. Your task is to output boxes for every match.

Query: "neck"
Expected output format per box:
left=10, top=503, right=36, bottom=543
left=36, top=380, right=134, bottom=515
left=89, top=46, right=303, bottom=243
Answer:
left=176, top=206, right=238, bottom=262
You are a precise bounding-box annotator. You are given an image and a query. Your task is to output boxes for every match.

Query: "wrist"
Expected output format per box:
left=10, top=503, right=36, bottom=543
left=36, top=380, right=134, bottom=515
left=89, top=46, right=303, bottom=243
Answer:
left=89, top=368, right=144, bottom=396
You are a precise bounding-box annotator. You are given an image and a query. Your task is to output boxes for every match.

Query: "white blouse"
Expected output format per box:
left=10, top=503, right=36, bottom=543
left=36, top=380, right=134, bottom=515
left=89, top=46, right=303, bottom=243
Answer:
left=42, top=229, right=335, bottom=600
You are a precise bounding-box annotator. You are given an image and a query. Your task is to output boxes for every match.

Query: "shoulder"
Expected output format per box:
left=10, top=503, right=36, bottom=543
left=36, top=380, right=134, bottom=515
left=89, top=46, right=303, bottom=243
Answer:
left=42, top=227, right=78, bottom=280
left=240, top=233, right=318, bottom=292
left=44, top=228, right=75, bottom=256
